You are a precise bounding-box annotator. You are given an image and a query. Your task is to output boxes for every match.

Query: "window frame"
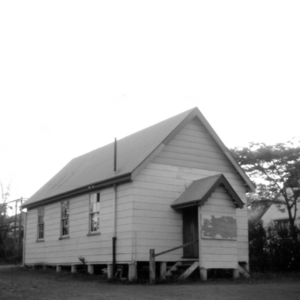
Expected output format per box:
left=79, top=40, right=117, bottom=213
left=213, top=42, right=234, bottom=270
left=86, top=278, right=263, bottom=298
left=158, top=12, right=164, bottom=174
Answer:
left=37, top=207, right=45, bottom=241
left=88, top=192, right=100, bottom=235
left=60, top=200, right=70, bottom=238
left=274, top=218, right=289, bottom=230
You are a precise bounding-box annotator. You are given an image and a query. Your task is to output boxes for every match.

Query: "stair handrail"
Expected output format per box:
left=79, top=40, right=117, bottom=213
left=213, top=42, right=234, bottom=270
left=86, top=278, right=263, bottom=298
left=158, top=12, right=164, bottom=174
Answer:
left=149, top=239, right=198, bottom=284
left=154, top=239, right=199, bottom=257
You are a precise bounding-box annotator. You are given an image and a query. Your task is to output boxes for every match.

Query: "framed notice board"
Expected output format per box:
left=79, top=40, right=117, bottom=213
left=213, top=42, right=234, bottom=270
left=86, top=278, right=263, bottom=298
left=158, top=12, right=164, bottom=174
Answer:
left=201, top=214, right=237, bottom=240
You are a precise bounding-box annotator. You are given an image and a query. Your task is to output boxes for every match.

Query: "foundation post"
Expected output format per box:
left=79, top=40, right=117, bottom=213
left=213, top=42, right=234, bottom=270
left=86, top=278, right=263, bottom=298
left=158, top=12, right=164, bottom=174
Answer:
left=88, top=264, right=94, bottom=275
left=149, top=249, right=156, bottom=284
left=107, top=264, right=113, bottom=279
left=128, top=263, right=137, bottom=281
left=233, top=269, right=239, bottom=279
left=71, top=265, right=77, bottom=273
left=200, top=268, right=207, bottom=281
left=56, top=265, right=62, bottom=273
left=160, top=262, right=167, bottom=280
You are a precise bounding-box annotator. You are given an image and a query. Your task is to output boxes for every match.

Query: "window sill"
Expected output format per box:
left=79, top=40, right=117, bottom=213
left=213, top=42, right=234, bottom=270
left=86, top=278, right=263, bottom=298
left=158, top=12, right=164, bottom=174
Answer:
left=59, top=236, right=70, bottom=240
left=36, top=239, right=45, bottom=243
left=87, top=232, right=100, bottom=236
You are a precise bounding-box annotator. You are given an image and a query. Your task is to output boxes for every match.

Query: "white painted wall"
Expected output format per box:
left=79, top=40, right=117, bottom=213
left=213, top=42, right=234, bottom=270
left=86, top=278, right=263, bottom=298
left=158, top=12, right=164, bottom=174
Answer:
left=25, top=183, right=134, bottom=265
left=132, top=119, right=248, bottom=263
left=200, top=186, right=238, bottom=269
left=262, top=204, right=300, bottom=227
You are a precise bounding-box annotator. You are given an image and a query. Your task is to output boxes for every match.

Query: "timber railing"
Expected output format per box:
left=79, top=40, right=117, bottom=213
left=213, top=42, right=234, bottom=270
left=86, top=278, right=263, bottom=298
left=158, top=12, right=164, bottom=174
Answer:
left=149, top=239, right=198, bottom=284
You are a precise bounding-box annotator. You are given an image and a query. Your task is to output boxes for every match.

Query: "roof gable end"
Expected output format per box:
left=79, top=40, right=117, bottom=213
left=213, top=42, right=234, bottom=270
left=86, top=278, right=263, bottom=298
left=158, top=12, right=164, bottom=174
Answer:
left=132, top=107, right=255, bottom=192
left=171, top=174, right=244, bottom=209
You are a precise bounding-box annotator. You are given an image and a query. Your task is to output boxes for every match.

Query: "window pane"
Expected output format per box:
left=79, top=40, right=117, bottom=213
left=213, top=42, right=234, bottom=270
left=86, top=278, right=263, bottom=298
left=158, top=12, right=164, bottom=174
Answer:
left=62, top=226, right=68, bottom=236
left=62, top=201, right=69, bottom=217
left=62, top=219, right=69, bottom=236
left=38, top=224, right=44, bottom=239
left=61, top=201, right=69, bottom=237
left=90, top=213, right=99, bottom=232
left=64, top=219, right=68, bottom=227
left=38, top=208, right=44, bottom=239
left=90, top=202, right=100, bottom=213
left=90, top=194, right=96, bottom=204
left=90, top=193, right=100, bottom=233
left=62, top=208, right=69, bottom=218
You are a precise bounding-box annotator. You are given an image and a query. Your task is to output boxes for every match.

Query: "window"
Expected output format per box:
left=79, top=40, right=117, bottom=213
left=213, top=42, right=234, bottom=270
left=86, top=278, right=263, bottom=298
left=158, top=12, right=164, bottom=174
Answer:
left=275, top=219, right=289, bottom=230
left=61, top=200, right=69, bottom=237
left=89, top=192, right=100, bottom=233
left=37, top=207, right=44, bottom=240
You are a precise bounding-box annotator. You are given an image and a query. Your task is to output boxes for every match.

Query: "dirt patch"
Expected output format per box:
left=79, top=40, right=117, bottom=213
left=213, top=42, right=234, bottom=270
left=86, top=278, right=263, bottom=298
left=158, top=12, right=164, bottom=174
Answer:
left=0, top=267, right=299, bottom=300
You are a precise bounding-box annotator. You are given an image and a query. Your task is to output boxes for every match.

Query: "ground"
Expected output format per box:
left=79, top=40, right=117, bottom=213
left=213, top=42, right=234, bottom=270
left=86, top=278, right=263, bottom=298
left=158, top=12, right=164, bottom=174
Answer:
left=0, top=266, right=300, bottom=300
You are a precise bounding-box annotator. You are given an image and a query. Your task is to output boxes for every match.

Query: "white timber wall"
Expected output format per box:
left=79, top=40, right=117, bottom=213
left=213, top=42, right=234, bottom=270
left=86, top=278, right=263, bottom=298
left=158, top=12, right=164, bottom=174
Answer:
left=25, top=183, right=134, bottom=265
left=132, top=118, right=248, bottom=262
left=200, top=186, right=238, bottom=269
left=262, top=204, right=300, bottom=227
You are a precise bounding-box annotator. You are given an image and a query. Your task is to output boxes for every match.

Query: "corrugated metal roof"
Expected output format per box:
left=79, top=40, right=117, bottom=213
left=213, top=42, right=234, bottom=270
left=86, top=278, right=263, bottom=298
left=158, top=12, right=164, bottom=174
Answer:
left=23, top=107, right=255, bottom=209
left=23, top=108, right=194, bottom=208
left=171, top=174, right=244, bottom=209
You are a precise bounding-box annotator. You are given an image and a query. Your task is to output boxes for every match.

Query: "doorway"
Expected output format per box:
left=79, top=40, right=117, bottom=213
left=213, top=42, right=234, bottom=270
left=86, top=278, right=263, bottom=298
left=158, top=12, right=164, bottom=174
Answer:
left=182, top=207, right=199, bottom=258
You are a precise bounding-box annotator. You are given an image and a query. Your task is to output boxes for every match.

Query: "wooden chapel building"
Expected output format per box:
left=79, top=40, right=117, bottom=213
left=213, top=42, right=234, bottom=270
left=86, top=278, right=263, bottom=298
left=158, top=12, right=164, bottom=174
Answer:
left=22, top=107, right=255, bottom=281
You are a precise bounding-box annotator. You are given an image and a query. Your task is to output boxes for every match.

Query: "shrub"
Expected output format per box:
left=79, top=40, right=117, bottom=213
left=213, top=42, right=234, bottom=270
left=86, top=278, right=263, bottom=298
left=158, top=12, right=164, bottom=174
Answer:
left=249, top=222, right=300, bottom=272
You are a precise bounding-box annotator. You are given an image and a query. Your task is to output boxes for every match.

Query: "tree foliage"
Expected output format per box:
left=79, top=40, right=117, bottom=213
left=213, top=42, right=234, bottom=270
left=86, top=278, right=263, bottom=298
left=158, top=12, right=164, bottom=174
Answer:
left=231, top=141, right=300, bottom=232
left=0, top=179, right=11, bottom=215
left=0, top=180, right=15, bottom=263
left=249, top=222, right=300, bottom=272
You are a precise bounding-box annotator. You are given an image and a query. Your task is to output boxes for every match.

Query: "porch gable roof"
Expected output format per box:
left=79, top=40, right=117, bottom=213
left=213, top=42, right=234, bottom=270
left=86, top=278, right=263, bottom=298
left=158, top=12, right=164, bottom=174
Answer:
left=171, top=174, right=244, bottom=210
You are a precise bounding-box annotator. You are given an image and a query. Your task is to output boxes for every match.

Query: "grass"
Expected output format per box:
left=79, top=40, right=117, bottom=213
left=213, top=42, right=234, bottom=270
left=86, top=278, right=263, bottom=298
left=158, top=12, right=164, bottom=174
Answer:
left=0, top=266, right=300, bottom=300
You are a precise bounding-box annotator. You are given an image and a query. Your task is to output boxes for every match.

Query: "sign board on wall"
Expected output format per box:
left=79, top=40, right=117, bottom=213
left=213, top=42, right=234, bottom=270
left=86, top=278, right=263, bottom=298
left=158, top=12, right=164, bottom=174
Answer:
left=201, top=214, right=237, bottom=240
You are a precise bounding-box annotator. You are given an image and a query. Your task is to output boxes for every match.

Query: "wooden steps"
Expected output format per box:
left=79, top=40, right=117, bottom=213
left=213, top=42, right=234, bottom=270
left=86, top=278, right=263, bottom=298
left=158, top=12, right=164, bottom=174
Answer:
left=165, top=260, right=199, bottom=280
left=238, top=262, right=250, bottom=278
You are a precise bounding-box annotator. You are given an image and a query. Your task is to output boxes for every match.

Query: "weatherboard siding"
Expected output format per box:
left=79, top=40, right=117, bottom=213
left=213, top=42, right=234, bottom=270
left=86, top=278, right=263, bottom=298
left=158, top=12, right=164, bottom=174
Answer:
left=25, top=183, right=134, bottom=265
left=132, top=119, right=248, bottom=263
left=200, top=187, right=238, bottom=269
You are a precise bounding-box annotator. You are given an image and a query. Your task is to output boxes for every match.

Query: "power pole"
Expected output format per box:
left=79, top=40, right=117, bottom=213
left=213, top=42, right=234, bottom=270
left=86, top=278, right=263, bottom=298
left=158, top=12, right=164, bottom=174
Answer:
left=18, top=198, right=23, bottom=253
left=14, top=199, right=17, bottom=244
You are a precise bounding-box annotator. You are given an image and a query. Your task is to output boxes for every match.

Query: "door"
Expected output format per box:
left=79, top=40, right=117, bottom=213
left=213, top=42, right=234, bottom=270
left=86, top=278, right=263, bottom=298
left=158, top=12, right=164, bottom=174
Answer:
left=182, top=207, right=199, bottom=258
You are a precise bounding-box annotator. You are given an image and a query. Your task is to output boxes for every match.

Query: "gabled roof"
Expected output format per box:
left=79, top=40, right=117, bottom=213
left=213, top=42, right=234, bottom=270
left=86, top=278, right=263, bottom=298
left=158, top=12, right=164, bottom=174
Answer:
left=23, top=107, right=255, bottom=209
left=248, top=201, right=272, bottom=224
left=171, top=174, right=244, bottom=209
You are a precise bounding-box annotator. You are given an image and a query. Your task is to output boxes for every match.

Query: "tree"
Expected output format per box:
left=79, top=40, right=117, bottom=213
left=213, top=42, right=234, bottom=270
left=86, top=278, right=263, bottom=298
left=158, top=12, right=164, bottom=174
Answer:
left=0, top=179, right=11, bottom=215
left=0, top=180, right=13, bottom=262
left=231, top=141, right=300, bottom=234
